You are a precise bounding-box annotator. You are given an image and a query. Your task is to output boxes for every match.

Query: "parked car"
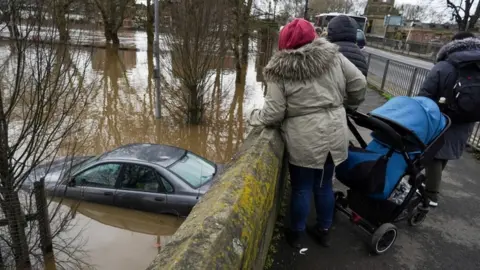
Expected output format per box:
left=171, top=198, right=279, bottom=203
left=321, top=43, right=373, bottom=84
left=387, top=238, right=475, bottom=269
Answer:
left=25, top=144, right=223, bottom=217
left=357, top=29, right=366, bottom=49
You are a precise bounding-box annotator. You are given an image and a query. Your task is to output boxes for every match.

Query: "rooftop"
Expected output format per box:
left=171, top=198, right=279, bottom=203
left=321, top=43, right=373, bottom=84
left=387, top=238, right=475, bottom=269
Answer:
left=98, top=143, right=186, bottom=167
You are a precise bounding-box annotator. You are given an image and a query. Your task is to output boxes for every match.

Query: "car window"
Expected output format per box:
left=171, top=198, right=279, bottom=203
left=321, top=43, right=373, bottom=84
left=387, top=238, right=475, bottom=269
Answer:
left=169, top=152, right=215, bottom=188
left=120, top=164, right=164, bottom=193
left=161, top=177, right=174, bottom=193
left=74, top=163, right=121, bottom=188
left=357, top=30, right=365, bottom=41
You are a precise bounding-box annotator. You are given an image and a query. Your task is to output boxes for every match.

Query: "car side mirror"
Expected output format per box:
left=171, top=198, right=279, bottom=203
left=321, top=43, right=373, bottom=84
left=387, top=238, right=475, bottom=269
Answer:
left=68, top=178, right=76, bottom=187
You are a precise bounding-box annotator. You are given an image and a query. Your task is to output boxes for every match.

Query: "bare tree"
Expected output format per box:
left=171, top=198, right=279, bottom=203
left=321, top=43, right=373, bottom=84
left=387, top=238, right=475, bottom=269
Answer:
left=160, top=0, right=230, bottom=124
left=92, top=0, right=135, bottom=44
left=49, top=0, right=77, bottom=42
left=0, top=1, right=96, bottom=268
left=146, top=0, right=154, bottom=47
left=447, top=0, right=480, bottom=31
left=310, top=0, right=355, bottom=15
left=228, top=0, right=254, bottom=83
left=0, top=0, right=20, bottom=38
left=352, top=0, right=367, bottom=15
left=276, top=0, right=304, bottom=19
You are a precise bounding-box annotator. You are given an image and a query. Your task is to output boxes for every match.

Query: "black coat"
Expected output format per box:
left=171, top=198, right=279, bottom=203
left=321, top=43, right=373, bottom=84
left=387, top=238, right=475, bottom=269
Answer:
left=327, top=15, right=368, bottom=77
left=418, top=38, right=480, bottom=160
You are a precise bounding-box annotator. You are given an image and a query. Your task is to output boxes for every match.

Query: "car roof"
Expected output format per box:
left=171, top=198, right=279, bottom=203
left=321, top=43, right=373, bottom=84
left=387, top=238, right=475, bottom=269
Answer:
left=98, top=143, right=186, bottom=167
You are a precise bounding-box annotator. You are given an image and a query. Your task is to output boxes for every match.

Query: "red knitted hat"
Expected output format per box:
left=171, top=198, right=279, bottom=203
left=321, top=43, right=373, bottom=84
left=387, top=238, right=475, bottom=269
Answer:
left=278, top=18, right=316, bottom=50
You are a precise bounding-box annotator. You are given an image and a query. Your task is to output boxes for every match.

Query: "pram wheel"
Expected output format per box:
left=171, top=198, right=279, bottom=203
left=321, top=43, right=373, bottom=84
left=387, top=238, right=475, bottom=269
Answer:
left=408, top=209, right=427, bottom=227
left=370, top=223, right=397, bottom=255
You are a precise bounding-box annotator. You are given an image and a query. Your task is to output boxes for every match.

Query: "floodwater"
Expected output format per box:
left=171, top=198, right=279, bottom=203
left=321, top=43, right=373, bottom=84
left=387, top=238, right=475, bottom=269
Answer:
left=49, top=199, right=184, bottom=270
left=62, top=37, right=268, bottom=163
left=0, top=29, right=275, bottom=269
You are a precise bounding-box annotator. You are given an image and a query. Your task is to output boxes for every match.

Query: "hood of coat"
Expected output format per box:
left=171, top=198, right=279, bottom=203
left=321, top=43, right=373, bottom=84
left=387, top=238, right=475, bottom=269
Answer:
left=437, top=37, right=480, bottom=64
left=327, top=15, right=357, bottom=43
left=263, top=38, right=339, bottom=82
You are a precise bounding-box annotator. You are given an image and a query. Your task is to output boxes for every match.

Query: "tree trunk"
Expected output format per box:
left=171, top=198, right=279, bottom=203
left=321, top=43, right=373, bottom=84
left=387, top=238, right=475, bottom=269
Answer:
left=146, top=0, right=154, bottom=47
left=54, top=4, right=70, bottom=43
left=104, top=26, right=120, bottom=45
left=7, top=24, right=19, bottom=39
left=0, top=77, right=30, bottom=269
left=104, top=28, right=112, bottom=43
left=111, top=32, right=120, bottom=45
left=235, top=0, right=253, bottom=84
left=3, top=191, right=31, bottom=269
left=188, top=86, right=201, bottom=124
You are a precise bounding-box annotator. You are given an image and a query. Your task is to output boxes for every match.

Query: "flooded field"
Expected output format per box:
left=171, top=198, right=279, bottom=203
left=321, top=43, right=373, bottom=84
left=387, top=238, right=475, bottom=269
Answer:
left=0, top=29, right=275, bottom=269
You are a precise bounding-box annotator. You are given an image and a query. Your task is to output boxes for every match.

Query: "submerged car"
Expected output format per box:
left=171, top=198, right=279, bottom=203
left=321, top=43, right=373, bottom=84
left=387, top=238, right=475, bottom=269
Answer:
left=26, top=143, right=222, bottom=217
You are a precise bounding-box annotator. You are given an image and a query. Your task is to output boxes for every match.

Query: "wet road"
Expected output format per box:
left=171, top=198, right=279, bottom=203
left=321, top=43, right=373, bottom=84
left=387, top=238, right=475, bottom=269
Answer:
left=271, top=90, right=480, bottom=270
left=364, top=47, right=434, bottom=70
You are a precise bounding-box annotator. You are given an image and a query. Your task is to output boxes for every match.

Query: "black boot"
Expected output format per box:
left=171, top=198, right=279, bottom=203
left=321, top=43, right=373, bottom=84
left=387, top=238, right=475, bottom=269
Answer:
left=285, top=229, right=302, bottom=249
left=307, top=226, right=331, bottom=247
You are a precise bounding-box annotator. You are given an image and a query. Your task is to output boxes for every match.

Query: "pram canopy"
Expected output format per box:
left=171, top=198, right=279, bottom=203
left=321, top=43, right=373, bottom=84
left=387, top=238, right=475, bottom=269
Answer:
left=336, top=96, right=448, bottom=200
left=370, top=96, right=447, bottom=148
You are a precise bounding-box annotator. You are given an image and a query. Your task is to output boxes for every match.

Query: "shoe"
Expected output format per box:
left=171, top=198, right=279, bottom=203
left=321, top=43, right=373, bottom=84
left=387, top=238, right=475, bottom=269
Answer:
left=428, top=199, right=438, bottom=207
left=307, top=226, right=331, bottom=247
left=421, top=184, right=439, bottom=207
left=285, top=229, right=302, bottom=249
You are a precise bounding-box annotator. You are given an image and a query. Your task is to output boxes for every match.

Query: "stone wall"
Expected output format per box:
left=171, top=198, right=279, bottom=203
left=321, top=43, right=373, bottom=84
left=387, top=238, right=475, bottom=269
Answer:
left=146, top=127, right=287, bottom=270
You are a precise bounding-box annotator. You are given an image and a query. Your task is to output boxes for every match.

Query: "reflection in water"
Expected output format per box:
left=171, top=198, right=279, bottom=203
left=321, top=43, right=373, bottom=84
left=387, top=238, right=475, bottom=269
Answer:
left=69, top=45, right=265, bottom=164
left=91, top=48, right=138, bottom=72
left=53, top=199, right=183, bottom=270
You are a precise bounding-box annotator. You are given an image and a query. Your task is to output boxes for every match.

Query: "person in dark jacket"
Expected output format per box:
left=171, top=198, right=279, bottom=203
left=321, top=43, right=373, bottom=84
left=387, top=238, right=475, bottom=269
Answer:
left=418, top=32, right=479, bottom=207
left=327, top=15, right=368, bottom=76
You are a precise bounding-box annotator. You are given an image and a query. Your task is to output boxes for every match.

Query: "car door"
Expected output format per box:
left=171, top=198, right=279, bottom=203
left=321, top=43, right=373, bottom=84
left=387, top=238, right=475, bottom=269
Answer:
left=158, top=175, right=198, bottom=217
left=113, top=163, right=168, bottom=213
left=66, top=163, right=122, bottom=205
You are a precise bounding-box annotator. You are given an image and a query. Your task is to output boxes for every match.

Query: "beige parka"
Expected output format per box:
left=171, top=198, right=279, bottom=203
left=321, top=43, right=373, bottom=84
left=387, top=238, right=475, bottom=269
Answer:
left=249, top=38, right=367, bottom=169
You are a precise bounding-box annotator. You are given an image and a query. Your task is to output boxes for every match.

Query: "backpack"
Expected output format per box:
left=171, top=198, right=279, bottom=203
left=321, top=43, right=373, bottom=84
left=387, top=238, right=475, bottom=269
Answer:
left=442, top=61, right=480, bottom=123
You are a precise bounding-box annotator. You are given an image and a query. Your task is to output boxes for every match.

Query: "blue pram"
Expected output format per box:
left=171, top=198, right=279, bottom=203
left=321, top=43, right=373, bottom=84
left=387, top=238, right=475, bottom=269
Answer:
left=334, top=96, right=451, bottom=255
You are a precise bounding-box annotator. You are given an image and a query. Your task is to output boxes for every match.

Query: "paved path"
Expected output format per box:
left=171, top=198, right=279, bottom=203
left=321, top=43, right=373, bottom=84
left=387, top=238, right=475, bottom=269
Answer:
left=271, top=89, right=480, bottom=270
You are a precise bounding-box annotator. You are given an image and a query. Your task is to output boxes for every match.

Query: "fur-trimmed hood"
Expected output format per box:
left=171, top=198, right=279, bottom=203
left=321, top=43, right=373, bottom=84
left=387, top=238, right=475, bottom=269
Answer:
left=437, top=37, right=480, bottom=62
left=263, top=38, right=339, bottom=82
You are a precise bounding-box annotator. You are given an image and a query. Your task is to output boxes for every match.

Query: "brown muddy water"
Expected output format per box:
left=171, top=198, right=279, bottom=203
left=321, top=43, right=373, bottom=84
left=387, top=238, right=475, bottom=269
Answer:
left=0, top=32, right=274, bottom=269
left=50, top=199, right=184, bottom=270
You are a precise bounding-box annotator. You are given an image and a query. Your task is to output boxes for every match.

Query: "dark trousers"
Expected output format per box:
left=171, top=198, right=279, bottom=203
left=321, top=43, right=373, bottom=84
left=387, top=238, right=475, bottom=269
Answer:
left=289, top=155, right=335, bottom=232
left=425, top=158, right=448, bottom=201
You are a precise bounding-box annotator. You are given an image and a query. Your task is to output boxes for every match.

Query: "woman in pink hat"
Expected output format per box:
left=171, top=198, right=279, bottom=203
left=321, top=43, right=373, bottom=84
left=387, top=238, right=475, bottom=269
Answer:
left=249, top=18, right=366, bottom=249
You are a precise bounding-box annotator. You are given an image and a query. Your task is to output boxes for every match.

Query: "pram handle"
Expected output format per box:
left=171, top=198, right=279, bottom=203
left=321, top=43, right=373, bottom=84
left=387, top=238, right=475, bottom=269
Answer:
left=346, top=108, right=405, bottom=151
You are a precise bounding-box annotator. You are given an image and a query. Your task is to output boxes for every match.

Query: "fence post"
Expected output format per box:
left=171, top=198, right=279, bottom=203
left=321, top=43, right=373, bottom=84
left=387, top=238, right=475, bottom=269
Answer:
left=34, top=178, right=56, bottom=270
left=407, top=67, right=419, bottom=96
left=0, top=248, right=3, bottom=270
left=380, top=59, right=390, bottom=91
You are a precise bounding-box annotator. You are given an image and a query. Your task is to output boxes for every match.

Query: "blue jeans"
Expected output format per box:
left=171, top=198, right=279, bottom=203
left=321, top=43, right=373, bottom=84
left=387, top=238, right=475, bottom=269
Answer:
left=289, top=156, right=335, bottom=232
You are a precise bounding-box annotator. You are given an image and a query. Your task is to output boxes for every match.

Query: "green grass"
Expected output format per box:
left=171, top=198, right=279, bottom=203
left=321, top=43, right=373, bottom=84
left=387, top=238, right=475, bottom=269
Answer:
left=367, top=82, right=393, bottom=100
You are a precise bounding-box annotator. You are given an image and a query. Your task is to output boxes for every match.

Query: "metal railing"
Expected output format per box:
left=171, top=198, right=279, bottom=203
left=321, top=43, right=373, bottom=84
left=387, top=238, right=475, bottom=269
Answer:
left=364, top=52, right=480, bottom=150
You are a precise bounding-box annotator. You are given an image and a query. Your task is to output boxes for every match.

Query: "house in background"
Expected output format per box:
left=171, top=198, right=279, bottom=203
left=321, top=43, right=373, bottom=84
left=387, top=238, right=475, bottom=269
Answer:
left=364, top=0, right=399, bottom=36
